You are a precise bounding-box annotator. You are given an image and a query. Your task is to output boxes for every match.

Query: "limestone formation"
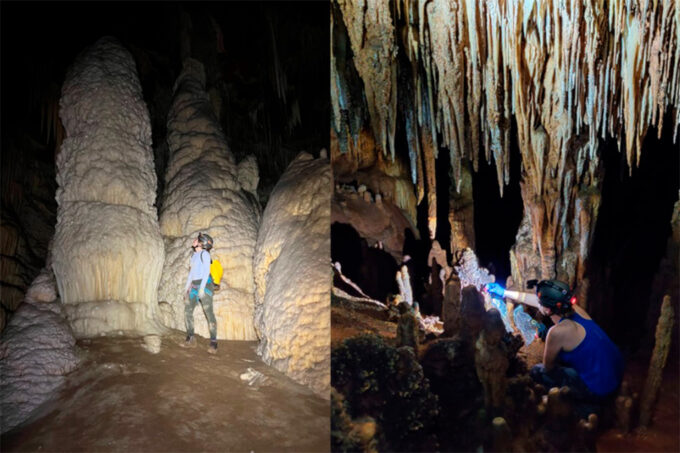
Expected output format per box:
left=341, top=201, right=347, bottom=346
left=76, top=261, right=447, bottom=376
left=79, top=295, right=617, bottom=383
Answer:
left=491, top=417, right=512, bottom=452
left=333, top=0, right=679, bottom=282
left=639, top=295, right=675, bottom=427
left=448, top=162, right=475, bottom=259
left=442, top=273, right=462, bottom=336
left=460, top=285, right=486, bottom=343
left=0, top=268, right=80, bottom=434
left=336, top=0, right=397, bottom=159
left=332, top=167, right=418, bottom=260
left=427, top=240, right=449, bottom=273
left=396, top=265, right=414, bottom=306
left=475, top=308, right=510, bottom=409
left=253, top=153, right=330, bottom=397
left=396, top=302, right=420, bottom=356
left=158, top=58, right=260, bottom=341
left=52, top=37, right=165, bottom=337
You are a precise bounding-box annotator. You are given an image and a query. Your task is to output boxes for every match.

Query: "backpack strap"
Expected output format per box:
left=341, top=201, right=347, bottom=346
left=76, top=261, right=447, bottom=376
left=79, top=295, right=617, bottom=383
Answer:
left=200, top=250, right=209, bottom=264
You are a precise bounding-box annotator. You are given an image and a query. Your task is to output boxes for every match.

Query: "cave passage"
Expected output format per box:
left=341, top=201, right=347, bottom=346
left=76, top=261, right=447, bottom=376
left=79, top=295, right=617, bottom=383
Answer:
left=586, top=117, right=679, bottom=351
left=331, top=222, right=399, bottom=302
left=471, top=125, right=524, bottom=285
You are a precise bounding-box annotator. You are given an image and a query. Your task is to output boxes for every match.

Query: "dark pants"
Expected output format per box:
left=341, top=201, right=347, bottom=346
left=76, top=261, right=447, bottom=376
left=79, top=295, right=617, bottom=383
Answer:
left=185, top=279, right=217, bottom=340
left=531, top=364, right=613, bottom=418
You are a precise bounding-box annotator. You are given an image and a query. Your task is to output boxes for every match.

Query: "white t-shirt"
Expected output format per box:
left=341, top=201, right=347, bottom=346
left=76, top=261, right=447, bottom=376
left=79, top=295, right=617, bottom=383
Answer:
left=185, top=250, right=211, bottom=293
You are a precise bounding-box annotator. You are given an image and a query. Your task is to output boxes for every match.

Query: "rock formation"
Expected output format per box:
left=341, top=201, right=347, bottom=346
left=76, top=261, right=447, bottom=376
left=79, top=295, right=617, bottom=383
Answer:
left=0, top=138, right=57, bottom=333
left=52, top=37, right=165, bottom=337
left=253, top=153, right=331, bottom=397
left=0, top=265, right=80, bottom=434
left=396, top=302, right=420, bottom=355
left=157, top=58, right=260, bottom=341
left=475, top=308, right=510, bottom=409
left=639, top=294, right=675, bottom=427
left=332, top=172, right=417, bottom=261
left=332, top=0, right=680, bottom=285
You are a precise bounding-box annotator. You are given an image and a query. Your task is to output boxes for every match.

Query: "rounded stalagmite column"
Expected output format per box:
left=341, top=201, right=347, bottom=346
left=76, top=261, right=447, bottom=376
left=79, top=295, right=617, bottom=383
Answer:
left=52, top=37, right=165, bottom=337
left=158, top=58, right=260, bottom=341
left=254, top=153, right=331, bottom=398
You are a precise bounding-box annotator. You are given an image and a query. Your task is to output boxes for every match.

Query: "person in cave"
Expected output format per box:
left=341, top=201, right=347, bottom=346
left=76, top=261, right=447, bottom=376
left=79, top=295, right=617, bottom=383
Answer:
left=182, top=232, right=218, bottom=354
left=486, top=279, right=624, bottom=412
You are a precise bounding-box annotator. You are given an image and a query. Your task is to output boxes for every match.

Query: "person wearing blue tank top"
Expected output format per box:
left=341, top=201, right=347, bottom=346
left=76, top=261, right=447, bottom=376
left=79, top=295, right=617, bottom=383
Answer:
left=486, top=279, right=624, bottom=406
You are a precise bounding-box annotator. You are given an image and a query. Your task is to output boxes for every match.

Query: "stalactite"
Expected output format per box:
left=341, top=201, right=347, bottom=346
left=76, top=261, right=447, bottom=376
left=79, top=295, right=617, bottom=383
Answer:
left=333, top=0, right=679, bottom=283
left=449, top=161, right=475, bottom=255
left=337, top=0, right=398, bottom=158
left=421, top=126, right=437, bottom=240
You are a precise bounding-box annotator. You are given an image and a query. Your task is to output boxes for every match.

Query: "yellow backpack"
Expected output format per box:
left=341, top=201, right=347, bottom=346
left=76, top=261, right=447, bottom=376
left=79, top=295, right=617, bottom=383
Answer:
left=200, top=251, right=224, bottom=290
left=210, top=258, right=223, bottom=286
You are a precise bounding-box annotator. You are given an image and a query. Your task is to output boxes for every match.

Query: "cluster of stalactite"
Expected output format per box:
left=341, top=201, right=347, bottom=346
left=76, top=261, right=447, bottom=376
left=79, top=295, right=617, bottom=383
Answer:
left=332, top=0, right=680, bottom=281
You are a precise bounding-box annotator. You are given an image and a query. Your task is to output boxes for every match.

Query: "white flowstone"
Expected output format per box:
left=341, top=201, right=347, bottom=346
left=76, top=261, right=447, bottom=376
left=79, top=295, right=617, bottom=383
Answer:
left=158, top=59, right=260, bottom=340
left=25, top=266, right=58, bottom=304
left=0, top=269, right=80, bottom=434
left=254, top=153, right=331, bottom=398
left=52, top=37, right=165, bottom=338
left=141, top=335, right=162, bottom=354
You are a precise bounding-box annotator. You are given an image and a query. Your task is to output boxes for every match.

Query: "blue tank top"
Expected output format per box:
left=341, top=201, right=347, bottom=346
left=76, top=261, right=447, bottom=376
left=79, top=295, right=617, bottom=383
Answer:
left=558, top=313, right=624, bottom=396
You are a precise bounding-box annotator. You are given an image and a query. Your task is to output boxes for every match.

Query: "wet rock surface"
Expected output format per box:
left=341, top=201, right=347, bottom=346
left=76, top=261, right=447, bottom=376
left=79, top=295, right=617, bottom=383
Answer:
left=1, top=332, right=329, bottom=452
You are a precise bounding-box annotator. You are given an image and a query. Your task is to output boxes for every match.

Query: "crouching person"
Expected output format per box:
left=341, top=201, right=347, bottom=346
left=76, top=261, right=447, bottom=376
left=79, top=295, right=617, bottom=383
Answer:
left=486, top=279, right=624, bottom=415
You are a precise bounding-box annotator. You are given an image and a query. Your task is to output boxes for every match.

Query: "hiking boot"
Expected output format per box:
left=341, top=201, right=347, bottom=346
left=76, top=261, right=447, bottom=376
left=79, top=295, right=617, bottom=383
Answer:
left=207, top=339, right=218, bottom=354
left=180, top=335, right=197, bottom=348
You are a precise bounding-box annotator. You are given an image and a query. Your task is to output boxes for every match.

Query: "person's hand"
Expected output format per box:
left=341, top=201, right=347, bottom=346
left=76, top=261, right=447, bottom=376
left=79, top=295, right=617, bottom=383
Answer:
left=485, top=282, right=505, bottom=298
left=198, top=288, right=205, bottom=300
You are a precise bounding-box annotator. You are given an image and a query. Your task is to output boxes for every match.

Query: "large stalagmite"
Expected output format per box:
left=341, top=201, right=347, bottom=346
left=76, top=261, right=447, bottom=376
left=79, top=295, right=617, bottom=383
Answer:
left=253, top=153, right=331, bottom=397
left=158, top=59, right=260, bottom=341
left=52, top=37, right=165, bottom=337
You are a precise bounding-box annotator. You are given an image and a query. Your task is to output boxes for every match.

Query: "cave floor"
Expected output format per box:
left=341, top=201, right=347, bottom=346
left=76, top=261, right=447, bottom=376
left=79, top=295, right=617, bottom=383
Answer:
left=331, top=297, right=680, bottom=452
left=2, top=332, right=329, bottom=452
left=596, top=352, right=679, bottom=452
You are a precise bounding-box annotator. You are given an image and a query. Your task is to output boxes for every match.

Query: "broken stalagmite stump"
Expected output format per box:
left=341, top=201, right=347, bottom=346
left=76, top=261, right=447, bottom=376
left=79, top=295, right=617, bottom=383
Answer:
left=396, top=302, right=420, bottom=356
left=639, top=295, right=675, bottom=427
left=491, top=417, right=512, bottom=452
left=475, top=308, right=509, bottom=409
left=442, top=274, right=461, bottom=336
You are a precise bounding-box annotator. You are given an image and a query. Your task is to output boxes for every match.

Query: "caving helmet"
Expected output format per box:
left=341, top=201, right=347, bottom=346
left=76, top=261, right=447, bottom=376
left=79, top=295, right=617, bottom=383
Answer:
left=535, top=279, right=575, bottom=315
left=197, top=232, right=214, bottom=251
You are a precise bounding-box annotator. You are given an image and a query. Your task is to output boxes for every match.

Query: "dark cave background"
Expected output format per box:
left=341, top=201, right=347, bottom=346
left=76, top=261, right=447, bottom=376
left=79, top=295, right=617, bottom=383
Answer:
left=0, top=1, right=329, bottom=325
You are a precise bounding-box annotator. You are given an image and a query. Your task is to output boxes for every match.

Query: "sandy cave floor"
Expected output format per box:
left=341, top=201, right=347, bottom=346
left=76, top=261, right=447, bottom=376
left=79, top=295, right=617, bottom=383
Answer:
left=2, top=332, right=330, bottom=452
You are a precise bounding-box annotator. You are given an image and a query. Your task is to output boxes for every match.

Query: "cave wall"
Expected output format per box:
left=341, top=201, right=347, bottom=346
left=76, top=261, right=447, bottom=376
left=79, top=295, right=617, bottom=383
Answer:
left=0, top=138, right=56, bottom=331
left=52, top=37, right=166, bottom=338
left=157, top=58, right=260, bottom=341
left=254, top=153, right=331, bottom=397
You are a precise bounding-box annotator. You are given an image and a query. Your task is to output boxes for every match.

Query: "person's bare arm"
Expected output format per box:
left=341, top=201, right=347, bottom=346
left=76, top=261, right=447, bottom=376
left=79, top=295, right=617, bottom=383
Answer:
left=504, top=290, right=540, bottom=308
left=542, top=325, right=563, bottom=371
